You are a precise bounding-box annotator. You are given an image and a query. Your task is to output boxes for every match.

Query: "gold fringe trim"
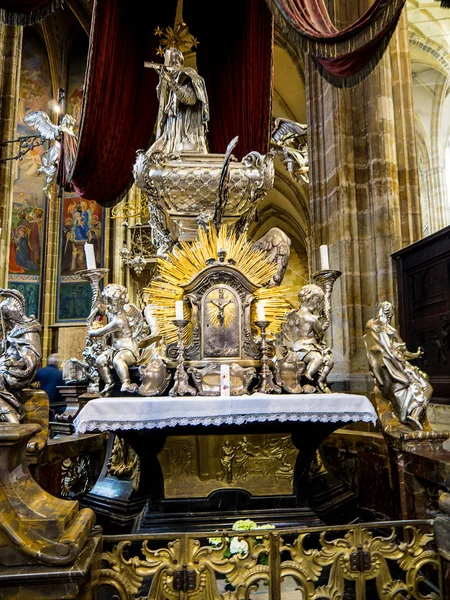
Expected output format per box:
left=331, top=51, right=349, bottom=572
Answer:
left=265, top=0, right=405, bottom=59
left=0, top=1, right=64, bottom=26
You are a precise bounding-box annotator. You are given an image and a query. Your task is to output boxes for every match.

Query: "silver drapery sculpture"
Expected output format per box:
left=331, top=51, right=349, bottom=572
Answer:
left=270, top=117, right=309, bottom=185
left=364, top=301, right=432, bottom=430
left=22, top=111, right=77, bottom=192
left=0, top=289, right=42, bottom=422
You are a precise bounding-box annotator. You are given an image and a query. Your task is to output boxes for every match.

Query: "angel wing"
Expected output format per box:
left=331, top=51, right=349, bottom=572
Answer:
left=125, top=303, right=144, bottom=339
left=271, top=118, right=307, bottom=146
left=23, top=111, right=60, bottom=141
left=252, top=227, right=291, bottom=286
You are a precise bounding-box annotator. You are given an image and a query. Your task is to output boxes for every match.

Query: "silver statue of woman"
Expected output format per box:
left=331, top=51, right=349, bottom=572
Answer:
left=364, top=301, right=432, bottom=430
left=0, top=289, right=42, bottom=422
left=146, top=47, right=209, bottom=156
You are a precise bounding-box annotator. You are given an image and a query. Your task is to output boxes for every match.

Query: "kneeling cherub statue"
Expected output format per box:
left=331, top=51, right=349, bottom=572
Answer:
left=88, top=284, right=143, bottom=396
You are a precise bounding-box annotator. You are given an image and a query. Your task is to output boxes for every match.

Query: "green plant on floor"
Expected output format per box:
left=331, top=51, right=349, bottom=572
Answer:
left=208, top=519, right=275, bottom=591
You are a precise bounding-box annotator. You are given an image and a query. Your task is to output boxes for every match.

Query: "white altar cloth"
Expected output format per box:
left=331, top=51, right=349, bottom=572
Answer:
left=74, top=393, right=377, bottom=433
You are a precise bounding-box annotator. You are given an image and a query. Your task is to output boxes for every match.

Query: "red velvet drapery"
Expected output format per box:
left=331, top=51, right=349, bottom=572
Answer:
left=71, top=0, right=273, bottom=205
left=266, top=0, right=406, bottom=87
left=185, top=0, right=273, bottom=159
left=69, top=0, right=177, bottom=207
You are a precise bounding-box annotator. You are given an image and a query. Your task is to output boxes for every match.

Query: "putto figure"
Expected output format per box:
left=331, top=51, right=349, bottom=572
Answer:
left=0, top=289, right=42, bottom=422
left=364, top=301, right=432, bottom=430
left=282, top=284, right=333, bottom=392
left=88, top=284, right=143, bottom=396
left=145, top=47, right=209, bottom=155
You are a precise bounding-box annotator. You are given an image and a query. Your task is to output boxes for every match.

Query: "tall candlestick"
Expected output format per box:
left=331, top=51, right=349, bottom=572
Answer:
left=319, top=245, right=330, bottom=270
left=175, top=300, right=184, bottom=320
left=256, top=302, right=265, bottom=322
left=84, top=243, right=96, bottom=270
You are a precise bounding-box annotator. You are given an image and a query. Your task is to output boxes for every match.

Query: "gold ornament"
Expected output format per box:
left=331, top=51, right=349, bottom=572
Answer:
left=143, top=225, right=291, bottom=344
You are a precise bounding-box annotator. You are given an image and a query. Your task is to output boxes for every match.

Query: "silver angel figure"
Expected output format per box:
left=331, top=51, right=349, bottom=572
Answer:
left=0, top=289, right=42, bottom=422
left=364, top=301, right=432, bottom=430
left=145, top=47, right=209, bottom=156
left=282, top=284, right=333, bottom=392
left=23, top=111, right=77, bottom=191
left=271, top=117, right=309, bottom=184
left=87, top=284, right=143, bottom=396
left=252, top=227, right=291, bottom=286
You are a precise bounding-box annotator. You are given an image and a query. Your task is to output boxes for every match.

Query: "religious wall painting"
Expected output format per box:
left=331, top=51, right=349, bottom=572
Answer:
left=8, top=30, right=51, bottom=318
left=57, top=282, right=93, bottom=322
left=56, top=192, right=105, bottom=322
left=66, top=34, right=88, bottom=133
left=8, top=281, right=39, bottom=317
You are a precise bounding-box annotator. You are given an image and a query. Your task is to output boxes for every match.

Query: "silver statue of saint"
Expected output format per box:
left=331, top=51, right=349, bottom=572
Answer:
left=145, top=47, right=209, bottom=156
left=364, top=301, right=432, bottom=430
left=0, top=289, right=42, bottom=422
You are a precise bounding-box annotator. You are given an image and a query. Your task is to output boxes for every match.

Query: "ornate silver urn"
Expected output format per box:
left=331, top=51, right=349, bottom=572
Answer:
left=134, top=150, right=274, bottom=241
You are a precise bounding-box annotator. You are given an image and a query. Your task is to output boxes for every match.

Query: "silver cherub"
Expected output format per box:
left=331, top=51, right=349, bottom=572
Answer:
left=88, top=284, right=143, bottom=396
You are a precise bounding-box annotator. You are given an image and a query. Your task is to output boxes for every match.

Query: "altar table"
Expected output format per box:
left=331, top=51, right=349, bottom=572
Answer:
left=75, top=394, right=377, bottom=533
left=74, top=393, right=377, bottom=433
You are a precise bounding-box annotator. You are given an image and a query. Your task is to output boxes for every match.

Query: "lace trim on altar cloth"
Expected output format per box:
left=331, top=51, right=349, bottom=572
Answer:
left=75, top=411, right=377, bottom=433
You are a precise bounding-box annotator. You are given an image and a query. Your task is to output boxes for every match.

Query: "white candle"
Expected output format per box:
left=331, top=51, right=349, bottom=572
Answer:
left=256, top=302, right=265, bottom=321
left=175, top=300, right=184, bottom=320
left=319, top=245, right=330, bottom=270
left=84, top=243, right=96, bottom=270
left=220, top=364, right=230, bottom=397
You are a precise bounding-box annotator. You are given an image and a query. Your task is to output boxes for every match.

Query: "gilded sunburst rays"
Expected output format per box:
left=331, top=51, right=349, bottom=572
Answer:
left=143, top=225, right=291, bottom=343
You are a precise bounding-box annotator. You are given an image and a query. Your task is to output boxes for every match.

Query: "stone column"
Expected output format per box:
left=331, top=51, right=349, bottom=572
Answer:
left=0, top=25, right=22, bottom=288
left=306, top=8, right=422, bottom=391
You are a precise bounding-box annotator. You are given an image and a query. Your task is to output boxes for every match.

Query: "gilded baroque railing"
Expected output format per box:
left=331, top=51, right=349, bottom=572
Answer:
left=98, top=520, right=442, bottom=600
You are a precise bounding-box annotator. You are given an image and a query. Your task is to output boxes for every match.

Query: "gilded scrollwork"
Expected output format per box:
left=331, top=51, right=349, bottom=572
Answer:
left=99, top=523, right=440, bottom=600
left=107, top=435, right=141, bottom=492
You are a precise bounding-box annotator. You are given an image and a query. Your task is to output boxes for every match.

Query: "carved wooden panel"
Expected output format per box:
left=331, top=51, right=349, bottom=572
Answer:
left=392, top=225, right=450, bottom=401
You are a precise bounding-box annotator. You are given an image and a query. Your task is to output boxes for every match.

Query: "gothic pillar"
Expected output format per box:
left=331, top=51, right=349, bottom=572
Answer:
left=0, top=25, right=22, bottom=288
left=306, top=8, right=421, bottom=390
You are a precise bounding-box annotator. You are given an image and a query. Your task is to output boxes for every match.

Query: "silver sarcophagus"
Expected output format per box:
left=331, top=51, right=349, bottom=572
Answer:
left=134, top=149, right=274, bottom=241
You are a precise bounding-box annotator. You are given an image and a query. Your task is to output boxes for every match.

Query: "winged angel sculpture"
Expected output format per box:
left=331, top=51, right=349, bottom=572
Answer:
left=23, top=111, right=78, bottom=192
left=271, top=117, right=309, bottom=185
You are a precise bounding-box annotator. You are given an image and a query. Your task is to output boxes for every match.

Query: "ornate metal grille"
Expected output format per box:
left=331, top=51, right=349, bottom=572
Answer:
left=98, top=520, right=442, bottom=599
